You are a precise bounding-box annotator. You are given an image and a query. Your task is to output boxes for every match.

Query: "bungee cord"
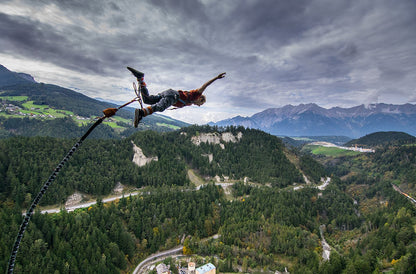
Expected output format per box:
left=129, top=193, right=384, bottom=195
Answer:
left=7, top=93, right=140, bottom=273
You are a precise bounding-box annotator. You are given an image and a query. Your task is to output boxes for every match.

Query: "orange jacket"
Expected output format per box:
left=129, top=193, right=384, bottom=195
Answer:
left=173, top=89, right=201, bottom=108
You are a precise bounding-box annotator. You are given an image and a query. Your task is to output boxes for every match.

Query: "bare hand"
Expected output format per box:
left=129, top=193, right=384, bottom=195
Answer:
left=217, top=72, right=226, bottom=79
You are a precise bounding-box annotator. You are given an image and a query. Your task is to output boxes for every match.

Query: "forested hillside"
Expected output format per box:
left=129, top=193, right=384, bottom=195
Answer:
left=1, top=126, right=415, bottom=273
left=314, top=140, right=416, bottom=273
left=344, top=131, right=416, bottom=148
left=0, top=126, right=307, bottom=206
left=0, top=185, right=222, bottom=273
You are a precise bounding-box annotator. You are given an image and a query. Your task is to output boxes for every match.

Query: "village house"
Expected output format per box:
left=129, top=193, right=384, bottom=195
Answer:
left=195, top=263, right=216, bottom=274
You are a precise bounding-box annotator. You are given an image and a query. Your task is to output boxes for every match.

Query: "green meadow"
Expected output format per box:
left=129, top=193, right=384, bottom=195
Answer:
left=304, top=145, right=361, bottom=157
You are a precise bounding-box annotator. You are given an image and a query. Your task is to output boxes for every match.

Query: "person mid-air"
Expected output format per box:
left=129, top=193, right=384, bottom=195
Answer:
left=127, top=67, right=226, bottom=127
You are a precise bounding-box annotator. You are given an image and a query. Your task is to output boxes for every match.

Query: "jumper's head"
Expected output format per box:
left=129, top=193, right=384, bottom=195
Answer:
left=193, top=95, right=206, bottom=106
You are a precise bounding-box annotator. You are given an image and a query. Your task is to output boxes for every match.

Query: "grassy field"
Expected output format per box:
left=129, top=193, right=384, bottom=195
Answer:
left=103, top=116, right=132, bottom=129
left=1, top=98, right=98, bottom=127
left=103, top=121, right=124, bottom=129
left=305, top=145, right=361, bottom=157
left=404, top=143, right=416, bottom=147
left=2, top=95, right=183, bottom=133
left=156, top=122, right=180, bottom=130
left=22, top=101, right=75, bottom=117
left=112, top=116, right=131, bottom=124
left=0, top=95, right=29, bottom=101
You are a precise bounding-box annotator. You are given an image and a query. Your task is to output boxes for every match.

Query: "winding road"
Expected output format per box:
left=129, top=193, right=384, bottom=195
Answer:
left=392, top=184, right=416, bottom=206
left=38, top=191, right=141, bottom=214
left=133, top=246, right=183, bottom=274
left=133, top=234, right=219, bottom=273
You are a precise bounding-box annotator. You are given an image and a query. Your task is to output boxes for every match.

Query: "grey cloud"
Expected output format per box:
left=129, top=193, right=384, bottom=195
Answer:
left=229, top=1, right=309, bottom=41
left=1, top=0, right=416, bottom=121
left=0, top=12, right=109, bottom=74
left=148, top=0, right=208, bottom=22
left=19, top=0, right=109, bottom=15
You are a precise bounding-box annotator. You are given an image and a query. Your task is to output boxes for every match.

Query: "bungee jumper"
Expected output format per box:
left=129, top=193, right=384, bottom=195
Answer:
left=126, top=67, right=226, bottom=127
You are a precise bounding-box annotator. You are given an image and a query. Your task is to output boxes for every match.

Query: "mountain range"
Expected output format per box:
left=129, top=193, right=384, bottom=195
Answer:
left=3, top=64, right=416, bottom=139
left=0, top=64, right=188, bottom=138
left=210, top=103, right=416, bottom=138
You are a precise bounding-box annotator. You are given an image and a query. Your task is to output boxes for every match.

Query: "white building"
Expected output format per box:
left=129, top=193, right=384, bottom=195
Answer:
left=195, top=263, right=216, bottom=274
left=188, top=262, right=196, bottom=274
left=156, top=263, right=170, bottom=274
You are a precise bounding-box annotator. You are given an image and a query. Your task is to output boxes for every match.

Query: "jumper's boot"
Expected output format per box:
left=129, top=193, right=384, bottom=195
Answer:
left=127, top=67, right=144, bottom=82
left=127, top=67, right=149, bottom=97
left=134, top=109, right=143, bottom=128
left=134, top=106, right=154, bottom=128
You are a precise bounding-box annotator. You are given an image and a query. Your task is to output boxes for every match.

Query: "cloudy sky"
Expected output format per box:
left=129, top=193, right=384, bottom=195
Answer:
left=1, top=0, right=416, bottom=124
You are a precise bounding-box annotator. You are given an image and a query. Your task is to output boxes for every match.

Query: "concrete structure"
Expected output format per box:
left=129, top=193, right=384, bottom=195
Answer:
left=195, top=263, right=216, bottom=274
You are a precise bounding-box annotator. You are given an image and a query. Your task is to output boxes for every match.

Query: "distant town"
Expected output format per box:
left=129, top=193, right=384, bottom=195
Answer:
left=1, top=101, right=86, bottom=120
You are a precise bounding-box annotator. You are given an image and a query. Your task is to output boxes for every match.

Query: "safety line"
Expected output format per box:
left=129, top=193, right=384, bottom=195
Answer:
left=7, top=117, right=105, bottom=273
left=7, top=90, right=142, bottom=273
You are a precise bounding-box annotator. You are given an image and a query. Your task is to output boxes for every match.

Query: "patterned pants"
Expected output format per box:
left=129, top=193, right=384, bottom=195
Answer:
left=142, top=87, right=179, bottom=112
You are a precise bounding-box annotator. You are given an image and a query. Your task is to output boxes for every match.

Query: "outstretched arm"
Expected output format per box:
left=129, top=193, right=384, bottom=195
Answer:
left=197, top=72, right=226, bottom=94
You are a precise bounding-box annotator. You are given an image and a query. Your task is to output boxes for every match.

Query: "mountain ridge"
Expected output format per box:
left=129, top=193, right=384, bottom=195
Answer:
left=0, top=64, right=35, bottom=87
left=210, top=103, right=416, bottom=138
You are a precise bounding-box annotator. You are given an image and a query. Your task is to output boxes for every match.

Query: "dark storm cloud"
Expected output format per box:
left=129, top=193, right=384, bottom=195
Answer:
left=0, top=0, right=135, bottom=73
left=20, top=0, right=109, bottom=15
left=1, top=0, right=416, bottom=123
left=229, top=1, right=310, bottom=41
left=0, top=12, right=109, bottom=74
left=149, top=0, right=208, bottom=21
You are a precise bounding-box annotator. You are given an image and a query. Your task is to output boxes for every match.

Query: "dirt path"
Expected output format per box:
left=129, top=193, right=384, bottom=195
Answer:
left=188, top=169, right=205, bottom=187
